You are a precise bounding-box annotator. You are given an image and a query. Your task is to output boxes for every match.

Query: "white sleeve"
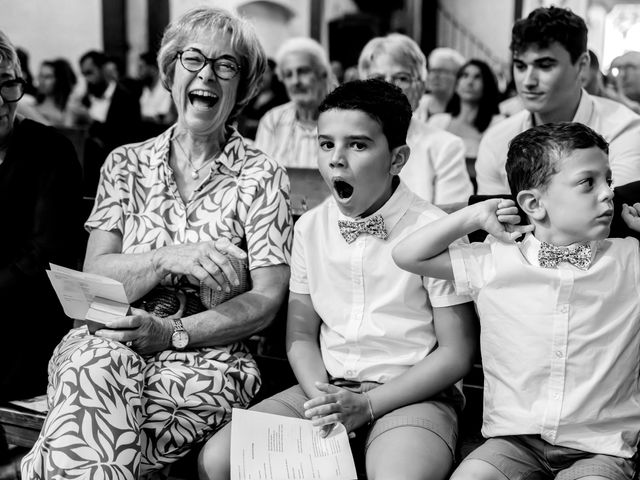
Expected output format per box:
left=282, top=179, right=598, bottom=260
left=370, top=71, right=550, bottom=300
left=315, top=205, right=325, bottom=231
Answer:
left=289, top=220, right=309, bottom=294
left=608, top=116, right=640, bottom=187
left=254, top=109, right=276, bottom=157
left=449, top=240, right=495, bottom=298
left=476, top=133, right=509, bottom=195
left=432, top=134, right=474, bottom=205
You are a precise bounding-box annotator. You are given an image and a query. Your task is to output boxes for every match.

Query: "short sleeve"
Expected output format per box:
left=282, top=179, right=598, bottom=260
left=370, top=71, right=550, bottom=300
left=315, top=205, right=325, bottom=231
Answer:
left=244, top=160, right=293, bottom=269
left=449, top=240, right=494, bottom=298
left=424, top=238, right=473, bottom=307
left=289, top=221, right=309, bottom=294
left=84, top=147, right=127, bottom=234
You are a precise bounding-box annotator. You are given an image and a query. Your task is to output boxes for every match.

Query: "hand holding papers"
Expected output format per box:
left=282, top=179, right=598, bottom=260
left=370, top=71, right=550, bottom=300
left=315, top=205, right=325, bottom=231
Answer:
left=46, top=264, right=130, bottom=333
left=230, top=409, right=357, bottom=480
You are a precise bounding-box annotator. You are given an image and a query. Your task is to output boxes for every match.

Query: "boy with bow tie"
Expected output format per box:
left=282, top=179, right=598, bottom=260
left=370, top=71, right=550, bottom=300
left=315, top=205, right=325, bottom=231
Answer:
left=394, top=122, right=640, bottom=480
left=200, top=79, right=477, bottom=480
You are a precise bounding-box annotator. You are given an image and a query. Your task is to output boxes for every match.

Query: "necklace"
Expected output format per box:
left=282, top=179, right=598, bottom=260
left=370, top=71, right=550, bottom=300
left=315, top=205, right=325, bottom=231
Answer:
left=173, top=137, right=215, bottom=180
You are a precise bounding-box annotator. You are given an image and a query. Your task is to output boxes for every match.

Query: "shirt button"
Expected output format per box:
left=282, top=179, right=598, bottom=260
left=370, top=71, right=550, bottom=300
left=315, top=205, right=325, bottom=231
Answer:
left=555, top=351, right=564, bottom=358
left=560, top=305, right=569, bottom=313
left=354, top=278, right=362, bottom=285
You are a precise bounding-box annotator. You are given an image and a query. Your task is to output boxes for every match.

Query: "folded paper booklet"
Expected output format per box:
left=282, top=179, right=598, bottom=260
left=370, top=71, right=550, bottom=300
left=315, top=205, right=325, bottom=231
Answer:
left=47, top=264, right=130, bottom=332
left=230, top=408, right=357, bottom=480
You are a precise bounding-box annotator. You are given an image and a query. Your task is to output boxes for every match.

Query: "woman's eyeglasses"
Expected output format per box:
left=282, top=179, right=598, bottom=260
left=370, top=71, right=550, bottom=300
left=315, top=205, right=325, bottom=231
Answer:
left=0, top=78, right=26, bottom=103
left=176, top=48, right=241, bottom=80
left=369, top=73, right=417, bottom=89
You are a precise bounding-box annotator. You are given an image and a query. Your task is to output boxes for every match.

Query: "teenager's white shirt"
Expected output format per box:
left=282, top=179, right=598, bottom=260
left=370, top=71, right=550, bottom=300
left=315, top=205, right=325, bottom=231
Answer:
left=449, top=233, right=640, bottom=457
left=290, top=182, right=471, bottom=383
left=476, top=90, right=640, bottom=194
left=401, top=116, right=473, bottom=205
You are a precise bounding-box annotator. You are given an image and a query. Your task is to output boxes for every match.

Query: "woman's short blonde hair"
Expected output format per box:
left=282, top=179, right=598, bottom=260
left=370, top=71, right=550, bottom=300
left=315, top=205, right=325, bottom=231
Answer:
left=157, top=6, right=266, bottom=122
left=274, top=37, right=335, bottom=96
left=0, top=30, right=21, bottom=77
left=358, top=33, right=427, bottom=82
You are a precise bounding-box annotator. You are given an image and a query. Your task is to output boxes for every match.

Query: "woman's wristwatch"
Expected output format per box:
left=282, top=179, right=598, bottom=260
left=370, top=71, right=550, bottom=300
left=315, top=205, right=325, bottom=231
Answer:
left=170, top=318, right=189, bottom=350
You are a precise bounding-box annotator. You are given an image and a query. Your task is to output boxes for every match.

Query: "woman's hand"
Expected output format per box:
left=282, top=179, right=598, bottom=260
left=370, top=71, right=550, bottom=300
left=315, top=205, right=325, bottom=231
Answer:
left=303, top=382, right=371, bottom=436
left=95, top=308, right=173, bottom=354
left=476, top=199, right=534, bottom=242
left=153, top=238, right=247, bottom=291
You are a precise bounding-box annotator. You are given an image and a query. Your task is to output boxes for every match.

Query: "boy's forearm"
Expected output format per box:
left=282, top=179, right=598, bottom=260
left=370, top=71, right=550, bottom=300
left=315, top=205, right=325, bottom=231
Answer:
left=287, top=336, right=329, bottom=399
left=393, top=205, right=483, bottom=271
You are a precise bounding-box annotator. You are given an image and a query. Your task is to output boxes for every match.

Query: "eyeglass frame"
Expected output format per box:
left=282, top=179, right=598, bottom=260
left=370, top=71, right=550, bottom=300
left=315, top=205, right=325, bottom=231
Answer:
left=175, top=48, right=241, bottom=80
left=0, top=77, right=26, bottom=103
left=368, top=72, right=419, bottom=89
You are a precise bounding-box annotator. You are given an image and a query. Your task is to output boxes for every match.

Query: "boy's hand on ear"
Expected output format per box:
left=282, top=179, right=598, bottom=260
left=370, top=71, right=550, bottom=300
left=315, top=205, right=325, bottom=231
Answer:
left=477, top=199, right=534, bottom=243
left=303, top=382, right=371, bottom=436
left=621, top=203, right=640, bottom=232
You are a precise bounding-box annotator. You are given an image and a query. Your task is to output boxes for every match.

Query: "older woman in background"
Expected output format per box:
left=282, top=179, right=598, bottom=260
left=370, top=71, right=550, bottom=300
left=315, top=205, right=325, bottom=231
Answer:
left=255, top=37, right=334, bottom=168
left=358, top=34, right=472, bottom=206
left=21, top=7, right=292, bottom=479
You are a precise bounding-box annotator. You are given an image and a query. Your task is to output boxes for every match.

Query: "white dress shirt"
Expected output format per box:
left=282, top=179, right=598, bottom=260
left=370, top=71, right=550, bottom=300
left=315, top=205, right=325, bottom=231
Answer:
left=88, top=81, right=116, bottom=123
left=476, top=90, right=640, bottom=194
left=290, top=181, right=471, bottom=383
left=401, top=116, right=473, bottom=205
left=449, top=233, right=640, bottom=457
left=255, top=102, right=318, bottom=169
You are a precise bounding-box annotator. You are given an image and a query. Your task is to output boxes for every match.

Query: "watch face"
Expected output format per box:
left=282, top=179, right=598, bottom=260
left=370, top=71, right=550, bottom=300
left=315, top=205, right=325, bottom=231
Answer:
left=171, top=330, right=189, bottom=349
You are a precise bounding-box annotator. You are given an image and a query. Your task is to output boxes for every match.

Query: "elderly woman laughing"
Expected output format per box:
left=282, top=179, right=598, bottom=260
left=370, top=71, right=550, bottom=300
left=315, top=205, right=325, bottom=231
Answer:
left=21, top=7, right=292, bottom=479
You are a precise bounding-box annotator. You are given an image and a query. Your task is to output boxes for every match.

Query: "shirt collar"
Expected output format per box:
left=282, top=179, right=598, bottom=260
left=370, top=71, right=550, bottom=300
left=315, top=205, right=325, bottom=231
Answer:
left=335, top=178, right=411, bottom=234
left=519, top=232, right=599, bottom=267
left=148, top=124, right=245, bottom=177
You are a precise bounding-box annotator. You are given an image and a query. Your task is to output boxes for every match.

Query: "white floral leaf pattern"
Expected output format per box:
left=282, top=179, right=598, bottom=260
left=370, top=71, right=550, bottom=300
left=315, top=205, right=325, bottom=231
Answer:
left=22, top=126, right=284, bottom=478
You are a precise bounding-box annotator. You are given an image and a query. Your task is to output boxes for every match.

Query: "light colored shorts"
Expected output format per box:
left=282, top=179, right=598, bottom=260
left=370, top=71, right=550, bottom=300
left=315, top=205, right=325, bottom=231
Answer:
left=250, top=382, right=460, bottom=459
left=464, top=435, right=637, bottom=480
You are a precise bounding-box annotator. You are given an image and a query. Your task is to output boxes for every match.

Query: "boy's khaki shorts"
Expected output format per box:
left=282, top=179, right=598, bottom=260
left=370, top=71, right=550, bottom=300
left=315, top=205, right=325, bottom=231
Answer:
left=251, top=383, right=460, bottom=458
left=463, top=434, right=637, bottom=480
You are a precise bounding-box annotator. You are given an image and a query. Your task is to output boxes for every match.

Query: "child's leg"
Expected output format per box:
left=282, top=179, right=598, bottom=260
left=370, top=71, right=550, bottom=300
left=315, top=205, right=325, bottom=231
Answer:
left=364, top=400, right=457, bottom=480
left=451, top=436, right=549, bottom=480
left=198, top=384, right=309, bottom=480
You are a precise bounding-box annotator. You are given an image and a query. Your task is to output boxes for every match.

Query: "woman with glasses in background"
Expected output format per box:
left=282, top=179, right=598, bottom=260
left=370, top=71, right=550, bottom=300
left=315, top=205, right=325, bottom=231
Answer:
left=0, top=29, right=82, bottom=475
left=22, top=7, right=292, bottom=479
left=255, top=37, right=335, bottom=168
left=358, top=34, right=472, bottom=207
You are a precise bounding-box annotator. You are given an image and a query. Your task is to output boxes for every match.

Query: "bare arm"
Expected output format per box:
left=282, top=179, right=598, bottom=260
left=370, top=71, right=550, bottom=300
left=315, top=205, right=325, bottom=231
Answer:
left=392, top=199, right=531, bottom=281
left=365, top=302, right=477, bottom=417
left=97, top=263, right=290, bottom=352
left=286, top=292, right=330, bottom=399
left=84, top=229, right=248, bottom=302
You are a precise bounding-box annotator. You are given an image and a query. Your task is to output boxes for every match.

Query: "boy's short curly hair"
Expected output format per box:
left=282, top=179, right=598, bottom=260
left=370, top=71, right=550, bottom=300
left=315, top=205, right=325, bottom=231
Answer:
left=318, top=78, right=412, bottom=150
left=511, top=6, right=587, bottom=63
left=506, top=122, right=609, bottom=199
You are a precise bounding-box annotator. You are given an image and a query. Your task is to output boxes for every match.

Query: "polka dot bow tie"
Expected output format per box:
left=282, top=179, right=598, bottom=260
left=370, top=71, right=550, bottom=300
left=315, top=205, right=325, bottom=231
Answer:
left=338, top=214, right=388, bottom=244
left=538, top=242, right=592, bottom=270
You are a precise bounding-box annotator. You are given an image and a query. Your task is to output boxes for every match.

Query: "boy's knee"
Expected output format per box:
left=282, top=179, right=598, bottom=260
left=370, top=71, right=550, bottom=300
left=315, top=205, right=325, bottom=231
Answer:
left=198, top=423, right=232, bottom=480
left=449, top=459, right=508, bottom=480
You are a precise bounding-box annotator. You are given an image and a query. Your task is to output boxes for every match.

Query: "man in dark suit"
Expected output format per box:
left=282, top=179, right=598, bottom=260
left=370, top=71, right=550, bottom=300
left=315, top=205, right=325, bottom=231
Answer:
left=71, top=50, right=141, bottom=195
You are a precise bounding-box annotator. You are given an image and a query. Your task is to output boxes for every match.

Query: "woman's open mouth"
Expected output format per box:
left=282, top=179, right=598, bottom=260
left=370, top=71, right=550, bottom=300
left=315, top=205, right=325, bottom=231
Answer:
left=188, top=90, right=219, bottom=109
left=333, top=179, right=354, bottom=199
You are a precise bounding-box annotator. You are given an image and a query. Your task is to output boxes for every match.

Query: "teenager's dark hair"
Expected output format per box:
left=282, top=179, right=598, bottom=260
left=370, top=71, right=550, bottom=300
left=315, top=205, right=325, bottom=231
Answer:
left=318, top=78, right=412, bottom=150
left=447, top=59, right=500, bottom=132
left=511, top=6, right=587, bottom=63
left=506, top=122, right=609, bottom=199
left=37, top=58, right=77, bottom=110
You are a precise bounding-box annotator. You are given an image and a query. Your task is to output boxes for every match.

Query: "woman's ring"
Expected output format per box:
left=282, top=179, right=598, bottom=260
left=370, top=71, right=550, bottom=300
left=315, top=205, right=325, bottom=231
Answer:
left=125, top=341, right=133, bottom=348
